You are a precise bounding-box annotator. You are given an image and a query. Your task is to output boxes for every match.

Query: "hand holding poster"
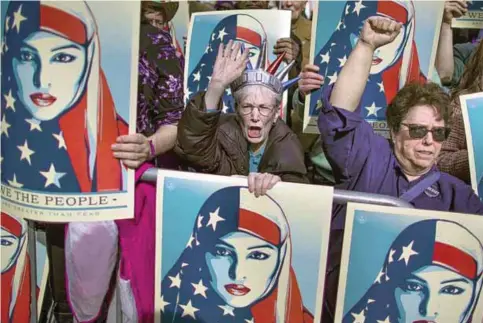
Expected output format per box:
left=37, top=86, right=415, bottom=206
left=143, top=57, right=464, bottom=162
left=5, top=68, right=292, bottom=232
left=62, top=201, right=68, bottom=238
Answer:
left=1, top=1, right=139, bottom=222
left=460, top=92, right=483, bottom=199
left=303, top=0, right=443, bottom=136
left=184, top=10, right=292, bottom=119
left=155, top=170, right=333, bottom=322
left=336, top=203, right=483, bottom=322
left=452, top=1, right=483, bottom=29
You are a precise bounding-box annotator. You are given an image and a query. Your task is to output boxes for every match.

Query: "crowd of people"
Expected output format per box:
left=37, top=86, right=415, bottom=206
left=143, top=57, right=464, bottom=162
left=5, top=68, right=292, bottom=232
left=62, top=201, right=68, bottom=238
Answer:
left=20, top=0, right=483, bottom=322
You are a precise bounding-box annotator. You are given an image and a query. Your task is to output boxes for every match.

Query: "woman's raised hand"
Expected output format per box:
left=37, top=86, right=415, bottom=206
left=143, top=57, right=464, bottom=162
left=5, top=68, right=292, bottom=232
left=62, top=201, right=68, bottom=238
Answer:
left=210, top=40, right=250, bottom=89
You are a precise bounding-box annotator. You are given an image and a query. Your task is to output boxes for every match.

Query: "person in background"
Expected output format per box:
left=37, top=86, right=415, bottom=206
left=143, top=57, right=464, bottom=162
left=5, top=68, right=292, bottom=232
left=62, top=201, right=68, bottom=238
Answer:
left=299, top=15, right=483, bottom=321
left=438, top=39, right=483, bottom=184
left=175, top=40, right=308, bottom=196
left=65, top=3, right=185, bottom=323
left=188, top=1, right=215, bottom=19
left=235, top=1, right=269, bottom=10
left=435, top=0, right=479, bottom=87
left=277, top=0, right=328, bottom=185
left=215, top=0, right=236, bottom=10
left=277, top=0, right=310, bottom=79
left=112, top=1, right=183, bottom=170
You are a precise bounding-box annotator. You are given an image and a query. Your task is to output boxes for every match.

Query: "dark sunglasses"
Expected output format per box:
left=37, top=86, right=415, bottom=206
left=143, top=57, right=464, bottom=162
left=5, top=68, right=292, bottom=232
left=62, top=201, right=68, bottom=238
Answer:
left=401, top=123, right=450, bottom=142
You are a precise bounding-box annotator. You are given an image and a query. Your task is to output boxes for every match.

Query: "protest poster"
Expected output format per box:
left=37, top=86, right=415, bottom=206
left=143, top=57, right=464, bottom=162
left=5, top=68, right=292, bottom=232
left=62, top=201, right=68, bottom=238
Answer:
left=185, top=9, right=292, bottom=119
left=154, top=170, right=333, bottom=322
left=336, top=202, right=483, bottom=322
left=460, top=92, right=483, bottom=199
left=1, top=213, right=49, bottom=322
left=1, top=1, right=139, bottom=221
left=303, top=0, right=443, bottom=136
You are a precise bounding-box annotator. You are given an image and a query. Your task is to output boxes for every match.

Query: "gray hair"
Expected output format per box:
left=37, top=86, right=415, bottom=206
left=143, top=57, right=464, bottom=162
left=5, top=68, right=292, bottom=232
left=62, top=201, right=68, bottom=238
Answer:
left=233, top=85, right=282, bottom=109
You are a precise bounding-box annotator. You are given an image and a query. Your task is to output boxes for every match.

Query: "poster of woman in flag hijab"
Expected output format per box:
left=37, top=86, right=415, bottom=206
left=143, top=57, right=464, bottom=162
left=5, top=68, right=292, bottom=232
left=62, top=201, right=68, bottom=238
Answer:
left=185, top=10, right=291, bottom=118
left=0, top=1, right=139, bottom=221
left=154, top=170, right=333, bottom=322
left=460, top=92, right=483, bottom=200
left=303, top=0, right=443, bottom=135
left=1, top=213, right=49, bottom=322
left=336, top=203, right=483, bottom=322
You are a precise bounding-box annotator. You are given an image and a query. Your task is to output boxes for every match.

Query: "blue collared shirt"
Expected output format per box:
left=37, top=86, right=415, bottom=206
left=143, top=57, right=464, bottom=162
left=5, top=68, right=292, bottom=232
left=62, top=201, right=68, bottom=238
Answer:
left=249, top=145, right=266, bottom=173
left=318, top=86, right=483, bottom=229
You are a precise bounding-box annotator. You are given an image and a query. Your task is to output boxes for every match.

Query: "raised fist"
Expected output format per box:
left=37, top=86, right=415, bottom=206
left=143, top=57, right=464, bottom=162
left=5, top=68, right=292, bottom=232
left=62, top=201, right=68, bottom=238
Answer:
left=359, top=16, right=402, bottom=50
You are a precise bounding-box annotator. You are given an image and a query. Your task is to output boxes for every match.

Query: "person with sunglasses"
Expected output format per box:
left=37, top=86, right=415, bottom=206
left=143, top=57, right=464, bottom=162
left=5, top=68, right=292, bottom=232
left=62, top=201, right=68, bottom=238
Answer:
left=175, top=40, right=308, bottom=197
left=298, top=16, right=483, bottom=321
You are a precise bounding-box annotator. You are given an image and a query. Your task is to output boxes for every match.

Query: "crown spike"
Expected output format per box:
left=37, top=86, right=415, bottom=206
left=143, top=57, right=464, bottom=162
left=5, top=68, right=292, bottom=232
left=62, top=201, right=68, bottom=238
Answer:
left=282, top=75, right=300, bottom=91
left=275, top=59, right=295, bottom=80
left=255, top=40, right=267, bottom=70
left=266, top=52, right=286, bottom=75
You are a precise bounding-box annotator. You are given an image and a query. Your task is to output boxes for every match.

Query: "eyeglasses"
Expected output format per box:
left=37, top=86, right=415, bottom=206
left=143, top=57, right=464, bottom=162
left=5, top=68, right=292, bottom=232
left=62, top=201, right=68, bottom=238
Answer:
left=401, top=123, right=450, bottom=142
left=239, top=105, right=275, bottom=117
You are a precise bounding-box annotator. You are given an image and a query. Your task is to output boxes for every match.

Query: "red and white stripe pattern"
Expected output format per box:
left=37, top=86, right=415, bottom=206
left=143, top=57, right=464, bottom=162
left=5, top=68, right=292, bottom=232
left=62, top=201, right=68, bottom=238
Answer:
left=433, top=221, right=483, bottom=280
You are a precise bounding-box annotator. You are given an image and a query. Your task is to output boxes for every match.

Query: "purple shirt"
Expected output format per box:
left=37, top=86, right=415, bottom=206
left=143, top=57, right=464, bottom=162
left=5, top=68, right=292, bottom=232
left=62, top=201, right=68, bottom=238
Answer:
left=318, top=86, right=483, bottom=230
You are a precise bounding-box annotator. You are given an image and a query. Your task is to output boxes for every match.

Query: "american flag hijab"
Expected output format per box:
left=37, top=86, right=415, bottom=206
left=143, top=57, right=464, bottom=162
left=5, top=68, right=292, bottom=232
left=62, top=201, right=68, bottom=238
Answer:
left=313, top=0, right=426, bottom=135
left=343, top=219, right=483, bottom=323
left=1, top=1, right=128, bottom=194
left=186, top=14, right=269, bottom=113
left=1, top=213, right=31, bottom=323
left=161, top=186, right=314, bottom=323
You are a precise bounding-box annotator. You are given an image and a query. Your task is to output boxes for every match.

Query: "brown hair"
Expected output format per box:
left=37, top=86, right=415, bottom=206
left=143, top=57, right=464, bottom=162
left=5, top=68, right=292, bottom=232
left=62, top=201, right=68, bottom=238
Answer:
left=451, top=40, right=483, bottom=100
left=386, top=82, right=452, bottom=133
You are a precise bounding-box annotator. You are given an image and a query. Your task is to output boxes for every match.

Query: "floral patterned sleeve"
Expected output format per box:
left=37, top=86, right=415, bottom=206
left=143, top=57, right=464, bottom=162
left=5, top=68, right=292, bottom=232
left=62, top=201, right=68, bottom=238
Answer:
left=137, top=24, right=184, bottom=136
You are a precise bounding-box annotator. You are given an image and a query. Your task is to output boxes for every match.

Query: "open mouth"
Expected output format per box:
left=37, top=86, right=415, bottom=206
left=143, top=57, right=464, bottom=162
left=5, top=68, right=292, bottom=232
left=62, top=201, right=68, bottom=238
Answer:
left=416, top=150, right=433, bottom=157
left=247, top=126, right=262, bottom=138
left=30, top=93, right=57, bottom=107
left=372, top=56, right=383, bottom=65
left=225, top=284, right=251, bottom=296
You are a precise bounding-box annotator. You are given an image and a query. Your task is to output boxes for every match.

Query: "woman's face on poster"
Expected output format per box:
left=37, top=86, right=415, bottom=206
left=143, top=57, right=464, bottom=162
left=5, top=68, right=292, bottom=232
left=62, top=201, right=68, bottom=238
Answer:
left=394, top=265, right=474, bottom=322
left=13, top=31, right=87, bottom=121
left=235, top=39, right=261, bottom=69
left=1, top=227, right=21, bottom=273
left=351, top=23, right=406, bottom=75
left=205, top=231, right=279, bottom=308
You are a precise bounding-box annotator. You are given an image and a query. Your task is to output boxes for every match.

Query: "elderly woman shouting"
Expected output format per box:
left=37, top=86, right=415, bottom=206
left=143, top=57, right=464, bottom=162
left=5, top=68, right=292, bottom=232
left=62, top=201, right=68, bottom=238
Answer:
left=175, top=40, right=308, bottom=195
left=298, top=16, right=483, bottom=320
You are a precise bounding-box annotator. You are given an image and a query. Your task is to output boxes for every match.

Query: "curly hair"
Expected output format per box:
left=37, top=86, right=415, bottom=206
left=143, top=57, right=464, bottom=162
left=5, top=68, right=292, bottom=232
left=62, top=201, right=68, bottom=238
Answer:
left=451, top=40, right=483, bottom=100
left=386, top=82, right=452, bottom=133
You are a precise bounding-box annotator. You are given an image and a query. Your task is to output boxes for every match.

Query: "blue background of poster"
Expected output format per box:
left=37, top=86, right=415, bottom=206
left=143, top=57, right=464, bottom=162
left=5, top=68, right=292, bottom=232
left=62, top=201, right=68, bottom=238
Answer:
left=465, top=96, right=483, bottom=196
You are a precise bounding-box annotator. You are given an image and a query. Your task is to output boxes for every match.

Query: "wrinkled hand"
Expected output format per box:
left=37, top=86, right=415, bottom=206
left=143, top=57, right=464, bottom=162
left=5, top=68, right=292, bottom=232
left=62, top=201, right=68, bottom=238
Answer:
left=298, top=64, right=325, bottom=98
left=360, top=16, right=402, bottom=50
left=112, top=134, right=151, bottom=169
left=273, top=37, right=300, bottom=63
left=248, top=173, right=281, bottom=197
left=443, top=0, right=468, bottom=23
left=211, top=40, right=250, bottom=89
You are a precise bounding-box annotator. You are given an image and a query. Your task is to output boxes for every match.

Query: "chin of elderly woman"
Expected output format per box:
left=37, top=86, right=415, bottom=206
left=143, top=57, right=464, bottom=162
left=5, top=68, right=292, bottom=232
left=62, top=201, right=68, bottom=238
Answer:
left=174, top=40, right=309, bottom=195
left=309, top=16, right=483, bottom=321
